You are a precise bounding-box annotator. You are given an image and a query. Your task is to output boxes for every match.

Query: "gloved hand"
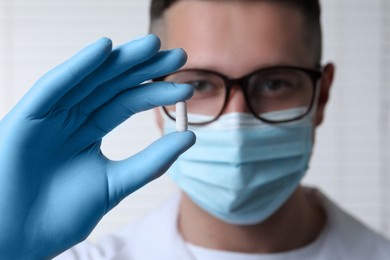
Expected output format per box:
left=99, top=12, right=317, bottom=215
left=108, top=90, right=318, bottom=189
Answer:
left=0, top=34, right=195, bottom=260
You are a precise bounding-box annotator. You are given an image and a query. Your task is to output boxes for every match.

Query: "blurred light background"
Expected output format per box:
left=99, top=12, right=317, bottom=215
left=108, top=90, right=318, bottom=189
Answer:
left=0, top=0, right=389, bottom=241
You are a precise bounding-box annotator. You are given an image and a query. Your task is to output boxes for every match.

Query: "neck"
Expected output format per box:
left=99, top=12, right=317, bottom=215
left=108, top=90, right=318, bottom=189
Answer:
left=178, top=186, right=326, bottom=253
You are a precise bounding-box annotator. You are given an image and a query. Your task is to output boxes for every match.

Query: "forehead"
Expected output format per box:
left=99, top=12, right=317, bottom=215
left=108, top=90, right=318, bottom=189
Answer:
left=163, top=0, right=313, bottom=77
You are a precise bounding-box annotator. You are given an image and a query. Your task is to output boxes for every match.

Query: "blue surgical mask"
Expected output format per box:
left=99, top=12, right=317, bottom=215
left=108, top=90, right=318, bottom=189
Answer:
left=164, top=109, right=313, bottom=225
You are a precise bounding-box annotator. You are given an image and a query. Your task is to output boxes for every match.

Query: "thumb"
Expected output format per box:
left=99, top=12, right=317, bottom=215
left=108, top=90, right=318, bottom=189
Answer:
left=105, top=131, right=196, bottom=211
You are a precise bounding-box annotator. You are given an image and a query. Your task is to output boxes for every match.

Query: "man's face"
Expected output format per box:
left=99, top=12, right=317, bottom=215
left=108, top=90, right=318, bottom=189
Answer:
left=156, top=0, right=332, bottom=129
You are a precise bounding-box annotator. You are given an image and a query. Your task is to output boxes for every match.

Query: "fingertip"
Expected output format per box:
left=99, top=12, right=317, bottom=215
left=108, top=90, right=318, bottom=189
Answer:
left=143, top=34, right=161, bottom=53
left=146, top=81, right=194, bottom=105
left=182, top=130, right=196, bottom=146
left=180, top=48, right=188, bottom=68
left=174, top=83, right=194, bottom=100
left=88, top=37, right=112, bottom=57
left=99, top=37, right=113, bottom=49
left=169, top=48, right=187, bottom=69
left=154, top=48, right=187, bottom=68
left=74, top=37, right=112, bottom=63
left=113, top=34, right=161, bottom=56
left=167, top=130, right=196, bottom=151
left=179, top=48, right=188, bottom=61
left=147, top=34, right=161, bottom=48
left=111, top=34, right=161, bottom=60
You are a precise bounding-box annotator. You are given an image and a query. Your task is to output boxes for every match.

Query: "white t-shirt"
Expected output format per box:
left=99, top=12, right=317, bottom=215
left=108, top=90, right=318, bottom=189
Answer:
left=55, top=188, right=390, bottom=260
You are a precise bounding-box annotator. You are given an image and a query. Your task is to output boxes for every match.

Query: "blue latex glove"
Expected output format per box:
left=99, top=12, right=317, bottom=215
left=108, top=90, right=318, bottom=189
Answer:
left=0, top=34, right=195, bottom=260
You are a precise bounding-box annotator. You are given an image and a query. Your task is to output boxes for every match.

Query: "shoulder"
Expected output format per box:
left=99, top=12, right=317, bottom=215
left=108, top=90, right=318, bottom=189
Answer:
left=54, top=192, right=183, bottom=260
left=306, top=187, right=390, bottom=259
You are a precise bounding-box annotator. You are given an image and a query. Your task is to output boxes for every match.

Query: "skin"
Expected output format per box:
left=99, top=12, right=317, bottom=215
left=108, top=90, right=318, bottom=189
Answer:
left=155, top=0, right=335, bottom=253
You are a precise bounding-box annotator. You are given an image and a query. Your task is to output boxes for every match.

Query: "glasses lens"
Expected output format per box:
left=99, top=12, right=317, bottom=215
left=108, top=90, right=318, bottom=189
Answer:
left=247, top=68, right=314, bottom=121
left=163, top=71, right=226, bottom=124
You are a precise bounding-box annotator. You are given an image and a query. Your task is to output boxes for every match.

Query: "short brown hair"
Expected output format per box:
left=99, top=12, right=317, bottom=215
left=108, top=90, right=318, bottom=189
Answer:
left=149, top=0, right=322, bottom=63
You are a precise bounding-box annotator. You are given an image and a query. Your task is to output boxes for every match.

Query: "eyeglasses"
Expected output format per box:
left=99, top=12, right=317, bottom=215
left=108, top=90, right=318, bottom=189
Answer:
left=156, top=66, right=322, bottom=125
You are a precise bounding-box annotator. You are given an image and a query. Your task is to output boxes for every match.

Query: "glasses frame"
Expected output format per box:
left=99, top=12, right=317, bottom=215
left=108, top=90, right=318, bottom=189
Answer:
left=156, top=66, right=323, bottom=125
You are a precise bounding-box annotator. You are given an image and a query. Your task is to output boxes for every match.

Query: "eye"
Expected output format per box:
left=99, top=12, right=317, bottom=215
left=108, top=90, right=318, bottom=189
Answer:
left=249, top=80, right=293, bottom=99
left=190, top=80, right=215, bottom=93
left=263, top=80, right=291, bottom=93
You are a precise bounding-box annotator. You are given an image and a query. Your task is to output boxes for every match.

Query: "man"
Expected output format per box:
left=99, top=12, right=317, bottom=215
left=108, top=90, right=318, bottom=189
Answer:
left=55, top=0, right=389, bottom=258
left=1, top=0, right=389, bottom=259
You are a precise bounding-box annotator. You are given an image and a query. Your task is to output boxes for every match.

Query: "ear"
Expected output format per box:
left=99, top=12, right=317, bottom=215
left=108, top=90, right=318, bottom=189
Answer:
left=315, top=63, right=335, bottom=126
left=154, top=108, right=164, bottom=134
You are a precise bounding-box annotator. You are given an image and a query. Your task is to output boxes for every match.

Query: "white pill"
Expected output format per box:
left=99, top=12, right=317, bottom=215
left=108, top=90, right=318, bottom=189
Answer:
left=176, top=101, right=188, bottom=132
